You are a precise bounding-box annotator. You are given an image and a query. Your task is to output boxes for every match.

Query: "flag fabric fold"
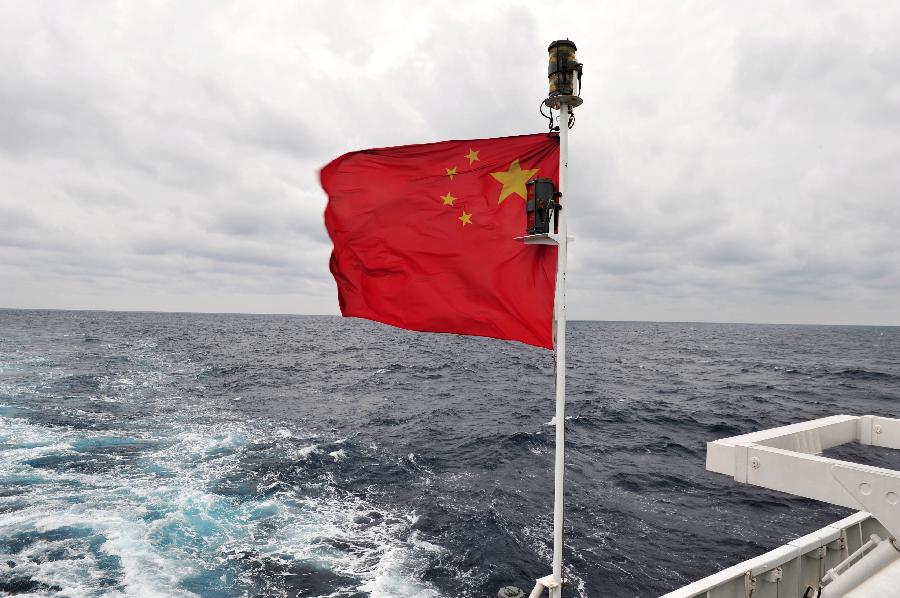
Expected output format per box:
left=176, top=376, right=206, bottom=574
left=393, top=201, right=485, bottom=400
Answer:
left=321, top=133, right=559, bottom=349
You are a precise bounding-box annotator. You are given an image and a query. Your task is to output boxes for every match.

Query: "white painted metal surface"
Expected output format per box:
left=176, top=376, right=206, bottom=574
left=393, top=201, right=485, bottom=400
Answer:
left=516, top=234, right=575, bottom=246
left=842, top=555, right=900, bottom=596
left=667, top=415, right=900, bottom=597
left=707, top=415, right=900, bottom=538
left=528, top=80, right=579, bottom=598
left=661, top=512, right=890, bottom=598
left=819, top=534, right=900, bottom=597
left=549, top=100, right=570, bottom=598
left=528, top=574, right=562, bottom=598
left=516, top=233, right=560, bottom=245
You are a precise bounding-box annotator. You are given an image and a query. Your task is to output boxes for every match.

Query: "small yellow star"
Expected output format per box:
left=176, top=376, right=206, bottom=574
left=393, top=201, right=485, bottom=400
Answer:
left=490, top=159, right=540, bottom=204
left=445, top=166, right=458, bottom=180
left=441, top=192, right=456, bottom=206
left=464, top=148, right=480, bottom=165
left=458, top=210, right=472, bottom=226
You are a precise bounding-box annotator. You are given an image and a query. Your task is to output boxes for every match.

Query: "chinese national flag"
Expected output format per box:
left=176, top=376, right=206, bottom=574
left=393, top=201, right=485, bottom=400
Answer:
left=321, top=133, right=559, bottom=349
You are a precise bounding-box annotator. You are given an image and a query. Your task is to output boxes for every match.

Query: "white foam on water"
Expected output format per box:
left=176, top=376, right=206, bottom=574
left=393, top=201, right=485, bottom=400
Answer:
left=1, top=410, right=449, bottom=598
left=102, top=515, right=201, bottom=598
left=0, top=503, right=202, bottom=598
left=0, top=416, right=62, bottom=448
left=358, top=536, right=442, bottom=598
left=295, top=444, right=320, bottom=459
left=0, top=418, right=218, bottom=597
left=1, top=336, right=449, bottom=597
left=7, top=537, right=115, bottom=598
left=266, top=492, right=445, bottom=598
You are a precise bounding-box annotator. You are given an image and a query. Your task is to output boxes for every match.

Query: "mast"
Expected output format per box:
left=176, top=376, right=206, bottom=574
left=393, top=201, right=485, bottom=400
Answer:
left=551, top=99, right=570, bottom=598
left=527, top=40, right=582, bottom=598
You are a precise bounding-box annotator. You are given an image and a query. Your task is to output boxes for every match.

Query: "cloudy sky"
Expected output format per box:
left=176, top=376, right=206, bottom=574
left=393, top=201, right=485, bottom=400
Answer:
left=1, top=1, right=898, bottom=325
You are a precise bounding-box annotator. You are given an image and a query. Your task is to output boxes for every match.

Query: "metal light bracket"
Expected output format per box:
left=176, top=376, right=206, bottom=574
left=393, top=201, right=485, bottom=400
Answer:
left=544, top=95, right=583, bottom=110
left=514, top=233, right=575, bottom=246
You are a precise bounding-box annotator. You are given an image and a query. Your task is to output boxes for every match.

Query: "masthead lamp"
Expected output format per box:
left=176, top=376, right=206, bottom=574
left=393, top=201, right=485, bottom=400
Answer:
left=545, top=39, right=583, bottom=110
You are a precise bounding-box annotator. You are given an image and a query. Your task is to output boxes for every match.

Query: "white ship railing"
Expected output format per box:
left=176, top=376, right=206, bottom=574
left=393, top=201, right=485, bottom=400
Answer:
left=707, top=415, right=900, bottom=539
left=663, top=415, right=900, bottom=598
left=661, top=511, right=888, bottom=598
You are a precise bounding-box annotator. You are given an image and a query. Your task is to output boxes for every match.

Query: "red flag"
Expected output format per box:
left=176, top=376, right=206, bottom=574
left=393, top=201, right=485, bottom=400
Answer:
left=322, top=133, right=559, bottom=349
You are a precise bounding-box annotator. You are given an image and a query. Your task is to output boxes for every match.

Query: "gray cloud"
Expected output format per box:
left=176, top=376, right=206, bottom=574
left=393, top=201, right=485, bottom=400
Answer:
left=0, top=1, right=898, bottom=325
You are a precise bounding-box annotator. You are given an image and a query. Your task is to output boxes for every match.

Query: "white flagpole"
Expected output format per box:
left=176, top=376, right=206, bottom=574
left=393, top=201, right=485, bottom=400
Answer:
left=550, top=100, right=570, bottom=598
left=530, top=100, right=572, bottom=598
left=528, top=41, right=580, bottom=598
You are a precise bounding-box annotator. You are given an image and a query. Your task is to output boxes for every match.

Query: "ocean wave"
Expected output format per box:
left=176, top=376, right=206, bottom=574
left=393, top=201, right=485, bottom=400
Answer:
left=2, top=311, right=898, bottom=597
left=0, top=412, right=446, bottom=598
left=832, top=367, right=898, bottom=381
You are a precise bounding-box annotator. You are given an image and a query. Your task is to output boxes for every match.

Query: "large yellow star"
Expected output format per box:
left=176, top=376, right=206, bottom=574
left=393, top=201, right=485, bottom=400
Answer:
left=465, top=148, right=480, bottom=165
left=490, top=160, right=539, bottom=204
left=458, top=210, right=472, bottom=226
left=445, top=166, right=458, bottom=180
left=441, top=192, right=456, bottom=206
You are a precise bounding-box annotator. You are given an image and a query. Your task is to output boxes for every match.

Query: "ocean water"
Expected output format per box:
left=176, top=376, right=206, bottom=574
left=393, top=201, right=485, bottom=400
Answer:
left=1, top=310, right=898, bottom=598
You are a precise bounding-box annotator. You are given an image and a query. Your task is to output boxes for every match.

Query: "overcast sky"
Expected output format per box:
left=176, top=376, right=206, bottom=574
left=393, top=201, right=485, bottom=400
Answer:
left=1, top=1, right=898, bottom=325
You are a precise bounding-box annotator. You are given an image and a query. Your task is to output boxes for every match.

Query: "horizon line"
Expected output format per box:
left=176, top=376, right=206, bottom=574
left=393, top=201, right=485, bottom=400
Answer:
left=1, top=306, right=897, bottom=329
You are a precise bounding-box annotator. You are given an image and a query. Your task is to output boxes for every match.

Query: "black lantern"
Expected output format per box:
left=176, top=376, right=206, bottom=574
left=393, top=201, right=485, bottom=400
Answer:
left=526, top=178, right=560, bottom=235
left=548, top=40, right=582, bottom=99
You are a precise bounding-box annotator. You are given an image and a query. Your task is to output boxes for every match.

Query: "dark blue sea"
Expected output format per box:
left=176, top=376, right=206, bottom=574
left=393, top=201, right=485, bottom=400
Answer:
left=1, top=310, right=898, bottom=597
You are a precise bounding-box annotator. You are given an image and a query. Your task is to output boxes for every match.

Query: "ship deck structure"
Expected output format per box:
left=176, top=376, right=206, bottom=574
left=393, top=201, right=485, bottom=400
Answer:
left=665, top=415, right=900, bottom=597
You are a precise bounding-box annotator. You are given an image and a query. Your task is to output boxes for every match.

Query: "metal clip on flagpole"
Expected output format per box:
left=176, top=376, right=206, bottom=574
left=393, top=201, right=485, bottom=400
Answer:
left=525, top=40, right=583, bottom=598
